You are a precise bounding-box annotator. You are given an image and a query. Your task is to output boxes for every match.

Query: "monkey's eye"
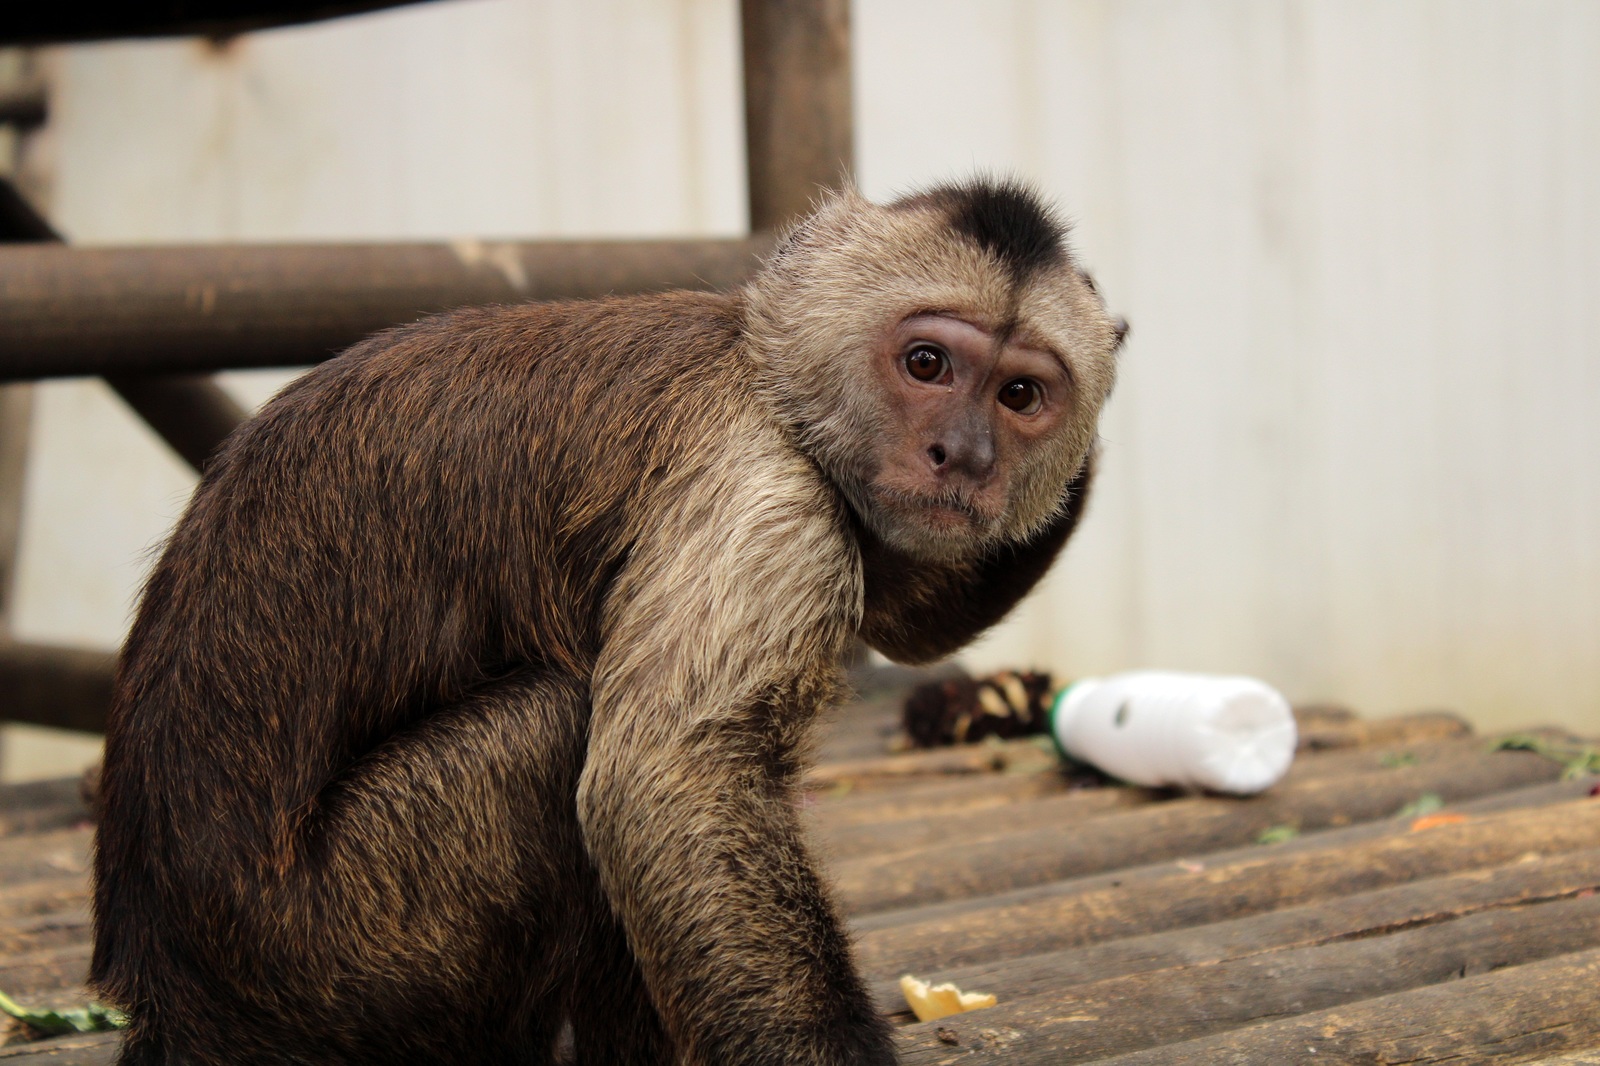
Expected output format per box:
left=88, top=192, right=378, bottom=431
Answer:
left=904, top=345, right=948, bottom=382
left=998, top=379, right=1043, bottom=415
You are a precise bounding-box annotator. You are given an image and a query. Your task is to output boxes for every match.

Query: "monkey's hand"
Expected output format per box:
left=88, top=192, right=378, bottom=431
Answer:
left=859, top=450, right=1097, bottom=664
left=580, top=455, right=895, bottom=1065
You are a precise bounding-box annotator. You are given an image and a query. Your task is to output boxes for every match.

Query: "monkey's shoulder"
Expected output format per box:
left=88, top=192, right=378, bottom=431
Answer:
left=334, top=289, right=743, bottom=386
left=215, top=290, right=750, bottom=485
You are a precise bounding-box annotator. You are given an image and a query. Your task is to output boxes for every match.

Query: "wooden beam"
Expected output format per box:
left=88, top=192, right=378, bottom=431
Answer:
left=741, top=0, right=854, bottom=231
left=0, top=237, right=769, bottom=380
left=0, top=641, right=115, bottom=734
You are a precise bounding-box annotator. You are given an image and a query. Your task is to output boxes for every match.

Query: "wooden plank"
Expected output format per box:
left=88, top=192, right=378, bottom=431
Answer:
left=0, top=828, right=90, bottom=889
left=0, top=878, right=91, bottom=923
left=0, top=905, right=90, bottom=960
left=0, top=1033, right=116, bottom=1064
left=851, top=785, right=1600, bottom=974
left=808, top=725, right=1498, bottom=837
left=0, top=780, right=90, bottom=839
left=814, top=785, right=1149, bottom=862
left=816, top=735, right=1511, bottom=861
left=868, top=845, right=1600, bottom=1005
left=837, top=748, right=1564, bottom=913
left=808, top=771, right=1099, bottom=829
left=1299, top=708, right=1472, bottom=750
left=806, top=737, right=1062, bottom=793
left=814, top=695, right=907, bottom=762
left=893, top=894, right=1600, bottom=1062
left=1364, top=709, right=1475, bottom=746
left=0, top=943, right=92, bottom=1002
left=1061, top=946, right=1600, bottom=1066
left=808, top=709, right=1484, bottom=806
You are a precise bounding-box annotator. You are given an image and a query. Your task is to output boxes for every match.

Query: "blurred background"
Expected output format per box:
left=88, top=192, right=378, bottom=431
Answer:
left=0, top=0, right=1595, bottom=782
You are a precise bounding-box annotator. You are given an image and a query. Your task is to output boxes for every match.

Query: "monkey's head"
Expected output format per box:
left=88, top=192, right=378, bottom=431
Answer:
left=743, top=178, right=1125, bottom=563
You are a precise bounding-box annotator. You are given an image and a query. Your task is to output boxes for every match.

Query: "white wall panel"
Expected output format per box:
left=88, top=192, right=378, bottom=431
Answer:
left=898, top=1, right=1600, bottom=733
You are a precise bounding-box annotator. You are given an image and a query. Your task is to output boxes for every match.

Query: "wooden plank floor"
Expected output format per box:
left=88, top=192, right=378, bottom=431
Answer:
left=0, top=683, right=1597, bottom=1064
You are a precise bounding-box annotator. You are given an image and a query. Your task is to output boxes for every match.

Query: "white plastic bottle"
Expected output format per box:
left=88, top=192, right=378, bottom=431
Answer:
left=1049, top=671, right=1297, bottom=795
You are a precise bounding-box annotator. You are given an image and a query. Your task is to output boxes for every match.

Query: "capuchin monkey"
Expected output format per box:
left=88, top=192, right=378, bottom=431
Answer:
left=90, top=179, right=1125, bottom=1065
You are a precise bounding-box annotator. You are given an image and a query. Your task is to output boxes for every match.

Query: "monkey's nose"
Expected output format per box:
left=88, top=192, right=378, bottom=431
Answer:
left=926, top=434, right=995, bottom=481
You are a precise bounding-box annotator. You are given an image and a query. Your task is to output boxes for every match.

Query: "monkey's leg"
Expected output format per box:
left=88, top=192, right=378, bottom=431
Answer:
left=116, top=672, right=605, bottom=1066
left=578, top=691, right=897, bottom=1066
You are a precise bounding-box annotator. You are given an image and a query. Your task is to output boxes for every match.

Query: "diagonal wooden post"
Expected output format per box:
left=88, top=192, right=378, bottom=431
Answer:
left=1, top=177, right=248, bottom=474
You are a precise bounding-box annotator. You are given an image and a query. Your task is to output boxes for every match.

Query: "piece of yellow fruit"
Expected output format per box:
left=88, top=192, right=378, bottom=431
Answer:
left=898, top=974, right=999, bottom=1023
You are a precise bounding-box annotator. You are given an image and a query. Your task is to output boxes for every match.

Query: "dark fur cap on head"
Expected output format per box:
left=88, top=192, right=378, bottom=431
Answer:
left=891, top=177, right=1073, bottom=286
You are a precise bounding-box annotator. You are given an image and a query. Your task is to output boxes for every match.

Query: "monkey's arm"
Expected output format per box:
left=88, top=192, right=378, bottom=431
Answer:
left=579, top=450, right=893, bottom=1066
left=859, top=451, right=1096, bottom=664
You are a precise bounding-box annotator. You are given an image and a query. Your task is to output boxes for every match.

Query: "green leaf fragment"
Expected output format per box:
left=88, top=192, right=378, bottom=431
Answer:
left=1379, top=751, right=1418, bottom=768
left=0, top=989, right=128, bottom=1034
left=1394, top=792, right=1444, bottom=819
left=1256, top=824, right=1300, bottom=845
left=1494, top=734, right=1547, bottom=753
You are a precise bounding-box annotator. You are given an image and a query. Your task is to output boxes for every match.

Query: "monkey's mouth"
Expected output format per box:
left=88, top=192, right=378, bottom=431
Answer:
left=877, top=486, right=988, bottom=530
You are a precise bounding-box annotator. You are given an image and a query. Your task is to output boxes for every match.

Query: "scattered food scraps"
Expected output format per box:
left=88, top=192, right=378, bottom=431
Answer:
left=899, top=975, right=998, bottom=1023
left=902, top=670, right=1054, bottom=748
left=1410, top=812, right=1470, bottom=832
left=0, top=990, right=126, bottom=1036
left=1493, top=735, right=1600, bottom=780
left=1256, top=824, right=1300, bottom=845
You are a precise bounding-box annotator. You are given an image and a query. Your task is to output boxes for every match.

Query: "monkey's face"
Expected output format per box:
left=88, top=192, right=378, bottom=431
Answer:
left=862, top=311, right=1081, bottom=561
left=742, top=181, right=1124, bottom=563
